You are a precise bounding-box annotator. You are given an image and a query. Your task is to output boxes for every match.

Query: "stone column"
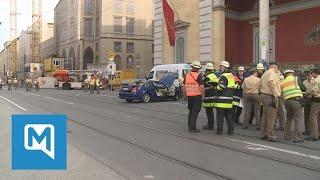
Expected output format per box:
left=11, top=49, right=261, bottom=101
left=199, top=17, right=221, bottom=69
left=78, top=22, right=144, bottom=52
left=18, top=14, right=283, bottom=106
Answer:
left=259, top=0, right=270, bottom=63
left=212, top=0, right=225, bottom=69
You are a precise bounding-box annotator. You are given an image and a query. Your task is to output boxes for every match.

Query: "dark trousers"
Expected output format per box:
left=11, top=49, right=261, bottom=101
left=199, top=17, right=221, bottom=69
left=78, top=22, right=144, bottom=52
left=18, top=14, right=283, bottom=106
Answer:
left=304, top=102, right=312, bottom=133
left=233, top=106, right=242, bottom=124
left=216, top=108, right=234, bottom=134
left=187, top=96, right=202, bottom=130
left=205, top=108, right=215, bottom=128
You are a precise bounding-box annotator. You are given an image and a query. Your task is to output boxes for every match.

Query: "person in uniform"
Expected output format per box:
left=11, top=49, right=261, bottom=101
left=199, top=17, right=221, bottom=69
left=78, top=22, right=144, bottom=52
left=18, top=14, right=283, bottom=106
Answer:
left=249, top=63, right=265, bottom=124
left=34, top=77, right=40, bottom=91
left=95, top=76, right=101, bottom=94
left=305, top=69, right=320, bottom=141
left=7, top=78, right=12, bottom=91
left=281, top=70, right=304, bottom=143
left=259, top=62, right=282, bottom=142
left=303, top=72, right=313, bottom=135
left=215, top=61, right=235, bottom=135
left=89, top=75, right=96, bottom=94
left=202, top=63, right=219, bottom=130
left=275, top=71, right=286, bottom=131
left=182, top=61, right=204, bottom=133
left=13, top=78, right=19, bottom=90
left=233, top=66, right=245, bottom=125
left=242, top=70, right=261, bottom=130
left=0, top=78, right=3, bottom=90
left=25, top=77, right=32, bottom=92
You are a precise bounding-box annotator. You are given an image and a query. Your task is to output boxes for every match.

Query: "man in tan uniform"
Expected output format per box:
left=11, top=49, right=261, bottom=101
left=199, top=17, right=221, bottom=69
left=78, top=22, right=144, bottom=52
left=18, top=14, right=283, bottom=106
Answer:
left=305, top=69, right=320, bottom=141
left=242, top=70, right=261, bottom=130
left=259, top=62, right=282, bottom=142
left=303, top=72, right=313, bottom=135
left=275, top=72, right=285, bottom=131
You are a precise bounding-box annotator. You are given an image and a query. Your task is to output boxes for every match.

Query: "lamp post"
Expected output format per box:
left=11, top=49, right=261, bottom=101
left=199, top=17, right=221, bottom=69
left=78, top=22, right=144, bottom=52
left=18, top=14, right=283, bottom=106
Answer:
left=136, top=54, right=140, bottom=79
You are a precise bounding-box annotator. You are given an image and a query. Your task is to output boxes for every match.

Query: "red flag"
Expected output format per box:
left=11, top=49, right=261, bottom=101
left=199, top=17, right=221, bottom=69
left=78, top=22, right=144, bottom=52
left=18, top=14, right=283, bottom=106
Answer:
left=162, top=0, right=175, bottom=46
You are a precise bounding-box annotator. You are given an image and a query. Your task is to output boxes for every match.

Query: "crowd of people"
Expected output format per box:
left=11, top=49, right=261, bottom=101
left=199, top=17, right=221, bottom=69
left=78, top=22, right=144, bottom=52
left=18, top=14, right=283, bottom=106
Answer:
left=182, top=60, right=320, bottom=143
left=0, top=77, right=41, bottom=91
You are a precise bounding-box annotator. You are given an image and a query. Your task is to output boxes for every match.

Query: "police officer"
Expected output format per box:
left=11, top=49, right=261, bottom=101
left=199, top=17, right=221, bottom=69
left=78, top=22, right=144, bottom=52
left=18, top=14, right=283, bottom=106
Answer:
left=25, top=77, right=32, bottom=92
left=281, top=70, right=304, bottom=143
left=259, top=62, right=282, bottom=142
left=13, top=78, right=19, bottom=90
left=303, top=72, right=313, bottom=135
left=34, top=77, right=40, bottom=91
left=215, top=61, right=235, bottom=135
left=95, top=76, right=101, bottom=94
left=182, top=61, right=205, bottom=133
left=0, top=78, right=3, bottom=90
left=233, top=66, right=245, bottom=125
left=202, top=63, right=219, bottom=130
left=89, top=75, right=96, bottom=94
left=242, top=70, right=261, bottom=130
left=276, top=71, right=286, bottom=131
left=305, top=69, right=320, bottom=141
left=7, top=78, right=12, bottom=91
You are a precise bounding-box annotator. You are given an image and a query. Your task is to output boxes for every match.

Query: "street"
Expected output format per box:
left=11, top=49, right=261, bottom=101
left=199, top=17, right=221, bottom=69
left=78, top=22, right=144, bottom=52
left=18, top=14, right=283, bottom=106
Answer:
left=0, top=89, right=320, bottom=180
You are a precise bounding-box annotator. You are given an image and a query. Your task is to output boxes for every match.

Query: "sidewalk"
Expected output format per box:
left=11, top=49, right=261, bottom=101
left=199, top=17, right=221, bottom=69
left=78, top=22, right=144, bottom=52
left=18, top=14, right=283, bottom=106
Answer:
left=0, top=98, right=125, bottom=180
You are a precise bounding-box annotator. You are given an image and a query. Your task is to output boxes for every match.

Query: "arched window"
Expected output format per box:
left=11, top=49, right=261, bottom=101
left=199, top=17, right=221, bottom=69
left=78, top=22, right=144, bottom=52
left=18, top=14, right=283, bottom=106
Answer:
left=115, top=55, right=121, bottom=70
left=84, top=0, right=93, bottom=14
left=175, top=36, right=185, bottom=63
left=83, top=47, right=94, bottom=70
left=127, top=55, right=134, bottom=69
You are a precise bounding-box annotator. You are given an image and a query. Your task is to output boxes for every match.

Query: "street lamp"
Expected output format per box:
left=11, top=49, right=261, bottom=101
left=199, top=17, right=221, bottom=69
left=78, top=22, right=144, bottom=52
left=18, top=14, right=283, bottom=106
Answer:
left=136, top=54, right=140, bottom=79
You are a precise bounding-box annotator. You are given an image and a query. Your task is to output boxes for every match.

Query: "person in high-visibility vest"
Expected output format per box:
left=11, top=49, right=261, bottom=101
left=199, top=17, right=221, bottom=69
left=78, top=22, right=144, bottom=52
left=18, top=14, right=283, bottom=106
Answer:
left=89, top=76, right=96, bottom=94
left=25, top=77, right=32, bottom=92
left=182, top=61, right=205, bottom=133
left=233, top=66, right=245, bottom=125
left=202, top=63, right=219, bottom=130
left=95, top=77, right=101, bottom=94
left=7, top=78, right=12, bottom=91
left=281, top=70, right=305, bottom=143
left=215, top=61, right=235, bottom=135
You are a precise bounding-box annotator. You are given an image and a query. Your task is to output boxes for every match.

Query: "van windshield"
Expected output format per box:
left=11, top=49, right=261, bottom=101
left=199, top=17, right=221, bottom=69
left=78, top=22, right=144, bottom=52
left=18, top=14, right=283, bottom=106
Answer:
left=146, top=71, right=154, bottom=80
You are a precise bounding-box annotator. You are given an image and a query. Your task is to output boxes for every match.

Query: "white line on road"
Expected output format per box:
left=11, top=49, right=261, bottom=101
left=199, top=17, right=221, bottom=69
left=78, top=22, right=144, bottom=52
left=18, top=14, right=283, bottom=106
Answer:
left=44, top=96, right=74, bottom=105
left=225, top=138, right=320, bottom=160
left=0, top=95, right=27, bottom=112
left=29, top=93, right=40, bottom=97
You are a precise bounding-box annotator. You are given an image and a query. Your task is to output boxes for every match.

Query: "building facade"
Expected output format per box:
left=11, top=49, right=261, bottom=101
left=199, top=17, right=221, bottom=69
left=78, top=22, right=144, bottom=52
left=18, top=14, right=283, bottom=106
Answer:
left=155, top=0, right=320, bottom=70
left=52, top=0, right=154, bottom=77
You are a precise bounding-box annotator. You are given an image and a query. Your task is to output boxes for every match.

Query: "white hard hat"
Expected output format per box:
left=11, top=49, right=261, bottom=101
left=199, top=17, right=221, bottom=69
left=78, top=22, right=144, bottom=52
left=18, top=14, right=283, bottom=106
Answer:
left=205, top=63, right=214, bottom=70
left=238, top=66, right=245, bottom=71
left=284, top=70, right=294, bottom=74
left=257, top=63, right=265, bottom=70
left=220, top=61, right=230, bottom=68
left=191, top=61, right=201, bottom=69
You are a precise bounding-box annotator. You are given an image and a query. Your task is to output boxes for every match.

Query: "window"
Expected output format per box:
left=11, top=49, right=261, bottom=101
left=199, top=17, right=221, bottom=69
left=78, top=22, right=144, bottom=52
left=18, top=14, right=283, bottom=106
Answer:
left=175, top=36, right=185, bottom=63
left=126, top=0, right=134, bottom=14
left=126, top=18, right=134, bottom=34
left=114, top=17, right=122, bottom=33
left=84, top=19, right=93, bottom=35
left=114, top=0, right=122, bottom=13
left=84, top=0, right=93, bottom=14
left=114, top=42, right=122, bottom=52
left=127, top=42, right=134, bottom=53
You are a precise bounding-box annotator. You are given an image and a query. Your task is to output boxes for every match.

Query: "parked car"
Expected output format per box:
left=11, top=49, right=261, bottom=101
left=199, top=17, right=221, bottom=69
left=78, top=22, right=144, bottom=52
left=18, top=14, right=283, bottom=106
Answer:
left=119, top=73, right=180, bottom=103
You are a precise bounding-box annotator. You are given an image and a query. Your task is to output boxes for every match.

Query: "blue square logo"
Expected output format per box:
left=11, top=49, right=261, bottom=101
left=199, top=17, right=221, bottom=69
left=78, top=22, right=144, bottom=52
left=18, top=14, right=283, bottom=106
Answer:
left=12, top=115, right=67, bottom=170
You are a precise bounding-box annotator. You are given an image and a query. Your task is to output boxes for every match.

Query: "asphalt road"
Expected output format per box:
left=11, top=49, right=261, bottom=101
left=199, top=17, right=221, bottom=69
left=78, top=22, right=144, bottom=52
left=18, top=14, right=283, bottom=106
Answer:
left=0, top=89, right=320, bottom=180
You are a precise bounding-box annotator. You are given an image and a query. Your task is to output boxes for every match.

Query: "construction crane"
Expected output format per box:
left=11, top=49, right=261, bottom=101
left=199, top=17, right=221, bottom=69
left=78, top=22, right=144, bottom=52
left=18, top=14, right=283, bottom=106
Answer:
left=10, top=0, right=17, bottom=41
left=31, top=0, right=42, bottom=63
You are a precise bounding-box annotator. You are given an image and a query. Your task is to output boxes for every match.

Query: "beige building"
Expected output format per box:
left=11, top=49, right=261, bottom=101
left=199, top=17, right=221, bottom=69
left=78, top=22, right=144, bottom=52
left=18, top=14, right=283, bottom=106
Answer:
left=0, top=49, right=4, bottom=77
left=1, top=40, right=18, bottom=78
left=52, top=0, right=154, bottom=77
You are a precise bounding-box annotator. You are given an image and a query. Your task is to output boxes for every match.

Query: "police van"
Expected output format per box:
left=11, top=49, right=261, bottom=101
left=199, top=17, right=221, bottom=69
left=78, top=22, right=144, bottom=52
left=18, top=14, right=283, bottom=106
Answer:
left=146, top=64, right=192, bottom=81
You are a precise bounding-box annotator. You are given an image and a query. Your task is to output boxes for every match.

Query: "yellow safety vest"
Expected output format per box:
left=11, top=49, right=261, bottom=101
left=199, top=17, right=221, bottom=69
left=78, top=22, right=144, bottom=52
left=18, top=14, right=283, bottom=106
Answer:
left=89, top=79, right=95, bottom=85
left=203, top=73, right=219, bottom=108
left=281, top=75, right=303, bottom=100
left=215, top=73, right=235, bottom=109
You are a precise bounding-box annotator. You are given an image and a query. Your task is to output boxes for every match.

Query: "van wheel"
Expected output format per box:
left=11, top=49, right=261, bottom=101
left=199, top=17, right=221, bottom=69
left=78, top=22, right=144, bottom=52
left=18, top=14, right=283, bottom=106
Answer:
left=142, top=94, right=151, bottom=103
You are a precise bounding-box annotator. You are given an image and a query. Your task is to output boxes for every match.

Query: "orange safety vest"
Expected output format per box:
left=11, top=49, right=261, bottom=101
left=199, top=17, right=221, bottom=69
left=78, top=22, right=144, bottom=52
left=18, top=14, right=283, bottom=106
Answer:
left=184, top=72, right=202, bottom=97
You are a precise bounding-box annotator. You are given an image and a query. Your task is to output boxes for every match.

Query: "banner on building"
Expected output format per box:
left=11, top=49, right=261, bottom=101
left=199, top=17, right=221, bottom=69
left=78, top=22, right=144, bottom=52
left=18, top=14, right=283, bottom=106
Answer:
left=162, top=0, right=175, bottom=46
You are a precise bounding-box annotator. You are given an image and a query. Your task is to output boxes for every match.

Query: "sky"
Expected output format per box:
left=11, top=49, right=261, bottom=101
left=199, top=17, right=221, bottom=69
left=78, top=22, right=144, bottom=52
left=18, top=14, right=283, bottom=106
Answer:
left=0, top=0, right=59, bottom=49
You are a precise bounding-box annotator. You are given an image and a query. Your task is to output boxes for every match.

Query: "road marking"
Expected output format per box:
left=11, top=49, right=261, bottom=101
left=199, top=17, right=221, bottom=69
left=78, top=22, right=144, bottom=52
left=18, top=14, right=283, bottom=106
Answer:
left=225, top=138, right=320, bottom=160
left=162, top=102, right=186, bottom=106
left=44, top=96, right=74, bottom=105
left=29, top=93, right=40, bottom=97
left=144, top=175, right=154, bottom=179
left=0, top=95, right=27, bottom=112
left=246, top=145, right=268, bottom=151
